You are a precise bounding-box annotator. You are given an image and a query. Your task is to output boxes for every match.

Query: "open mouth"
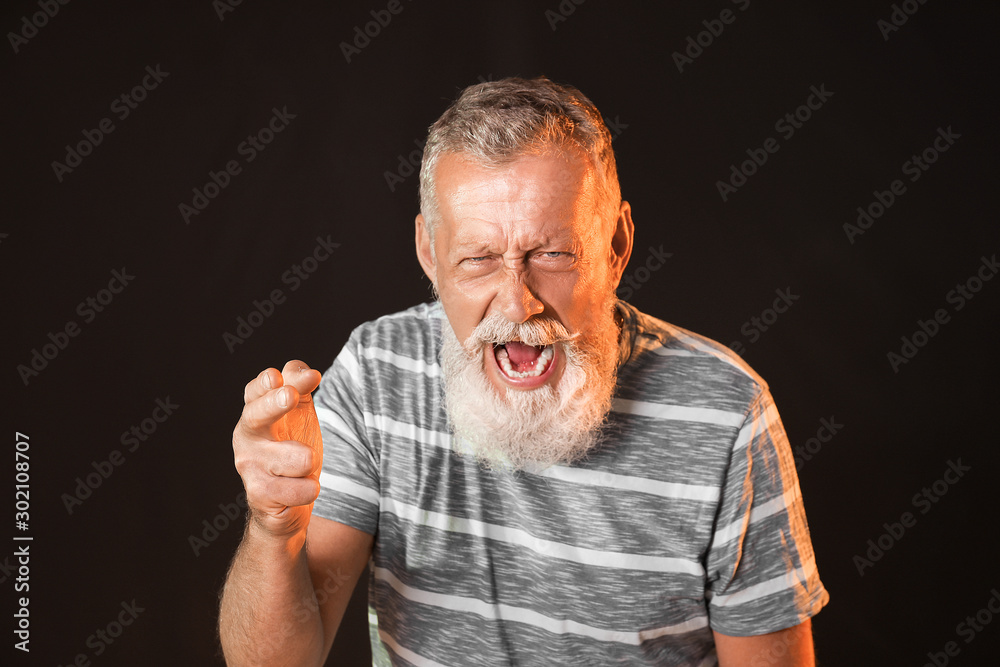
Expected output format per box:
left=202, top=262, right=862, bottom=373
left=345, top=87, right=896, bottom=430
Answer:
left=493, top=341, right=555, bottom=379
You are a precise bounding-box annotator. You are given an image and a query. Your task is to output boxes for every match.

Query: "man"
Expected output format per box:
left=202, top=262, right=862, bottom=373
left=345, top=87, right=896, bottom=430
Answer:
left=220, top=77, right=828, bottom=666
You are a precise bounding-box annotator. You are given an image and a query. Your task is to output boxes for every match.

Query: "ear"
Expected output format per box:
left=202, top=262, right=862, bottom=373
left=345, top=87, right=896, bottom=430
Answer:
left=415, top=213, right=437, bottom=286
left=608, top=201, right=634, bottom=289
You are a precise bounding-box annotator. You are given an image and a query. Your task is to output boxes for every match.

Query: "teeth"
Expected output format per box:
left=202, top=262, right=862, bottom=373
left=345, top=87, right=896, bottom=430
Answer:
left=496, top=344, right=553, bottom=379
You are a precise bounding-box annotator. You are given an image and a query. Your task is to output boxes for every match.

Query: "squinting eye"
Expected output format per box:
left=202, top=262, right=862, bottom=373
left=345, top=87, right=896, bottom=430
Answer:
left=460, top=256, right=494, bottom=269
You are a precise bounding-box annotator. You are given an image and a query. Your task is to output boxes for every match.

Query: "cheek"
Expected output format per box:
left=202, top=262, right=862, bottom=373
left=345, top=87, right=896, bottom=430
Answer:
left=561, top=274, right=614, bottom=327
left=438, top=282, right=487, bottom=344
left=554, top=271, right=600, bottom=311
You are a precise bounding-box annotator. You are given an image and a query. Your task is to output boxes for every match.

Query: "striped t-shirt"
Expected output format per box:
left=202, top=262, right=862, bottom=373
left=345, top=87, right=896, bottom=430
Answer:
left=313, top=301, right=828, bottom=666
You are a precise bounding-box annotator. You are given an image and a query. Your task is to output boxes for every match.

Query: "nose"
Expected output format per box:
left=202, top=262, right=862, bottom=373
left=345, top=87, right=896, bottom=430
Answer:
left=497, top=273, right=544, bottom=323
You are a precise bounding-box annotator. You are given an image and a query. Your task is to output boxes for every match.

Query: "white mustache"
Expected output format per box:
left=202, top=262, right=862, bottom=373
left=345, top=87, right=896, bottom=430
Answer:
left=464, top=313, right=580, bottom=349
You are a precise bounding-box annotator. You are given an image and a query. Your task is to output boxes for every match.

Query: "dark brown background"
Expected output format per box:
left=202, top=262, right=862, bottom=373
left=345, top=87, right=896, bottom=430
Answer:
left=5, top=0, right=998, bottom=664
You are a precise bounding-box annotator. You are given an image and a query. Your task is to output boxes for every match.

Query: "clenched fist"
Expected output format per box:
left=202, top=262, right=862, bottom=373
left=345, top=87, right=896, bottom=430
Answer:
left=232, top=360, right=323, bottom=539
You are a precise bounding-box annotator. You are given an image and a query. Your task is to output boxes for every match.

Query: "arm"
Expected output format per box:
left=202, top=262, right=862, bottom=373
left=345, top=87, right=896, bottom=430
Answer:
left=714, top=619, right=814, bottom=667
left=219, top=361, right=373, bottom=666
left=706, top=389, right=828, bottom=665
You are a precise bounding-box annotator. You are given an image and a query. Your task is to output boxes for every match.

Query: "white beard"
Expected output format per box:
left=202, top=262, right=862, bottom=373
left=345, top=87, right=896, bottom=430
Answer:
left=438, top=302, right=621, bottom=471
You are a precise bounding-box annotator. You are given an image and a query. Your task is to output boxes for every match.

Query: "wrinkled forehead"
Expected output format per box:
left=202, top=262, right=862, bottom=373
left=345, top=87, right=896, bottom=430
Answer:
left=434, top=149, right=603, bottom=237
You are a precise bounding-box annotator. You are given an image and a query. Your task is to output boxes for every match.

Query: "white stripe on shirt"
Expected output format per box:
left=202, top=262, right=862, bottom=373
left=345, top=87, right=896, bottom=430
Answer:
left=712, top=486, right=801, bottom=546
left=368, top=413, right=721, bottom=502
left=335, top=344, right=361, bottom=382
left=360, top=345, right=441, bottom=377
left=378, top=629, right=455, bottom=667
left=711, top=559, right=819, bottom=608
left=612, top=399, right=745, bottom=428
left=382, top=496, right=704, bottom=576
left=656, top=326, right=763, bottom=382
left=316, top=406, right=359, bottom=442
left=536, top=465, right=720, bottom=503
left=374, top=566, right=709, bottom=645
left=319, top=472, right=380, bottom=507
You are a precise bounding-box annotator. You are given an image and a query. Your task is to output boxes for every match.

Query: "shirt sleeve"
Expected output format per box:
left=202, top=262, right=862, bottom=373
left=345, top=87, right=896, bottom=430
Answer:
left=311, top=331, right=381, bottom=535
left=704, top=387, right=829, bottom=635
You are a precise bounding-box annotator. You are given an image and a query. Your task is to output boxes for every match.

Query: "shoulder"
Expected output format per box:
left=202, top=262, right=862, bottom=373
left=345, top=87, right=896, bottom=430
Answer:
left=345, top=301, right=444, bottom=364
left=317, top=302, right=446, bottom=417
left=616, top=301, right=768, bottom=417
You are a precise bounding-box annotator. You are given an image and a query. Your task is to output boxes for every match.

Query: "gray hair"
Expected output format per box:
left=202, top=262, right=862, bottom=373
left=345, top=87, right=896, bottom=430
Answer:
left=418, top=76, right=621, bottom=241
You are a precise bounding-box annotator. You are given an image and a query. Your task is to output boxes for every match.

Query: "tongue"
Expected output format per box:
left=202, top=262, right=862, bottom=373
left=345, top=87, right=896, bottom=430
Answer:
left=505, top=341, right=543, bottom=366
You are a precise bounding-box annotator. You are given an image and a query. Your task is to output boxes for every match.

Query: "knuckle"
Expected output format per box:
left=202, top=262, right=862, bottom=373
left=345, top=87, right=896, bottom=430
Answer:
left=232, top=446, right=254, bottom=476
left=232, top=430, right=253, bottom=466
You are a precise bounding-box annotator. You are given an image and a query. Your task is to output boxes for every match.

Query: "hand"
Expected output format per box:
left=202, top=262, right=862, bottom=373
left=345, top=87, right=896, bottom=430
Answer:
left=233, top=360, right=324, bottom=539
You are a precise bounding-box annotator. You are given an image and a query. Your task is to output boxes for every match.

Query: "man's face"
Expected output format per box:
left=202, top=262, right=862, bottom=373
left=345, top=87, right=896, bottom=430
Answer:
left=416, top=149, right=633, bottom=469
left=418, top=150, right=631, bottom=393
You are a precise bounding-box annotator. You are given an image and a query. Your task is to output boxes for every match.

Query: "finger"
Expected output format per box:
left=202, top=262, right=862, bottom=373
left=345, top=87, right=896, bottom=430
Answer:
left=239, top=384, right=301, bottom=434
left=280, top=360, right=323, bottom=400
left=248, top=474, right=321, bottom=511
left=244, top=367, right=283, bottom=405
left=261, top=440, right=318, bottom=479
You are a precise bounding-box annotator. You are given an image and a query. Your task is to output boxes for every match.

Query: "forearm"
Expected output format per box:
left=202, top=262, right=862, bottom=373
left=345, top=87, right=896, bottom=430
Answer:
left=219, top=521, right=324, bottom=666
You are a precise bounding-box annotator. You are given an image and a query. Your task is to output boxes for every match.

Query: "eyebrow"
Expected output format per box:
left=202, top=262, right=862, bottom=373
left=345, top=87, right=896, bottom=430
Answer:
left=451, top=240, right=495, bottom=255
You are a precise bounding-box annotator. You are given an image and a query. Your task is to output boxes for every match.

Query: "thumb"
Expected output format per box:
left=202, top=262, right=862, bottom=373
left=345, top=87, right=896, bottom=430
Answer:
left=274, top=388, right=323, bottom=452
